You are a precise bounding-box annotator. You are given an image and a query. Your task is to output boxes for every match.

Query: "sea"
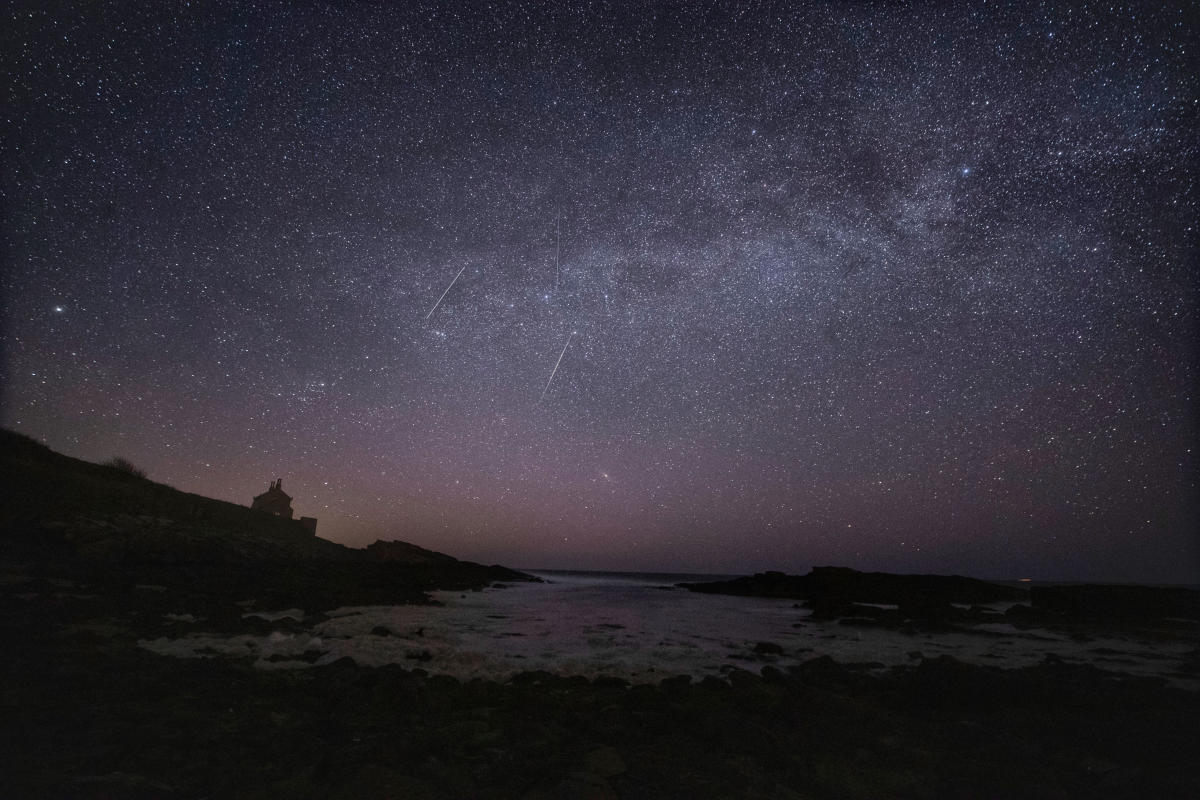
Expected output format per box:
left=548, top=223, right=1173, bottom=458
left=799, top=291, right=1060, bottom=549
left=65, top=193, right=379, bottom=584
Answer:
left=140, top=570, right=1200, bottom=689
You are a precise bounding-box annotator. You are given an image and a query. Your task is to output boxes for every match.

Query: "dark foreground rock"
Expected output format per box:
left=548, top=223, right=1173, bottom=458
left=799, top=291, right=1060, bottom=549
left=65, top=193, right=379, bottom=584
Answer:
left=4, top=430, right=1198, bottom=797
left=3, top=612, right=1197, bottom=800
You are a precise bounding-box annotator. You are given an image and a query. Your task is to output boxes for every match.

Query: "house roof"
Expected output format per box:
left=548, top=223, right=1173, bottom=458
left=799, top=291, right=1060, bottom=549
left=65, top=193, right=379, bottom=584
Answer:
left=253, top=480, right=291, bottom=504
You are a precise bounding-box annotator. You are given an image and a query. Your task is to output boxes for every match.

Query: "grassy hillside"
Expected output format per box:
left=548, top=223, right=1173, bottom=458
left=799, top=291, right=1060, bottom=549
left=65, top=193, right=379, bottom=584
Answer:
left=0, top=428, right=530, bottom=616
left=1, top=429, right=353, bottom=558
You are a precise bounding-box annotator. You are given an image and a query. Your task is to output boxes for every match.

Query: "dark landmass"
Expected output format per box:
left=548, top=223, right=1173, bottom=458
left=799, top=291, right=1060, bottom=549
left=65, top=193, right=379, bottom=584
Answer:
left=680, top=568, right=1200, bottom=629
left=0, top=429, right=534, bottom=619
left=678, top=566, right=1021, bottom=604
left=7, top=634, right=1199, bottom=799
left=3, top=430, right=1198, bottom=798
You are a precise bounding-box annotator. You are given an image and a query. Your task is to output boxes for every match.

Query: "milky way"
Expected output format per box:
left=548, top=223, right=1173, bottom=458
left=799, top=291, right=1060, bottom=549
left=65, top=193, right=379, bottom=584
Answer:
left=3, top=1, right=1195, bottom=580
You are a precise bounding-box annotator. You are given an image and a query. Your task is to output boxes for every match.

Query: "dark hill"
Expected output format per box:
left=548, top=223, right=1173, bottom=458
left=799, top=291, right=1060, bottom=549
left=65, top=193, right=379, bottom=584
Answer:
left=0, top=429, right=533, bottom=617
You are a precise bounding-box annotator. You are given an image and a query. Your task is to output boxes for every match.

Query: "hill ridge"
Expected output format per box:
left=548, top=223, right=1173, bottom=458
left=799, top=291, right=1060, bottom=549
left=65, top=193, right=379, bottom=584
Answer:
left=0, top=428, right=533, bottom=613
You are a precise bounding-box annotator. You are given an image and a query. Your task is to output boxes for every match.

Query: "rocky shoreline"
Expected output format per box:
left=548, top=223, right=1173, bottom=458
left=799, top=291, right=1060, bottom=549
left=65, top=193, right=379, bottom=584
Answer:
left=680, top=567, right=1200, bottom=632
left=4, top=431, right=1199, bottom=798
left=5, top=566, right=1197, bottom=799
left=5, top=603, right=1198, bottom=799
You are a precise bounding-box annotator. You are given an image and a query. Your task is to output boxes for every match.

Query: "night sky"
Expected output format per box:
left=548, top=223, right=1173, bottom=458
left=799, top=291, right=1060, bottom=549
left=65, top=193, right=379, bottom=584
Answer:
left=3, top=1, right=1196, bottom=581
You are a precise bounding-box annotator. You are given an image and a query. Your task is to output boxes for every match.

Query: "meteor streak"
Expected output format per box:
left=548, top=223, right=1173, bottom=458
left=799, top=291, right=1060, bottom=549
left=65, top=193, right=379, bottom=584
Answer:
left=425, top=265, right=467, bottom=320
left=539, top=330, right=576, bottom=402
left=554, top=209, right=561, bottom=291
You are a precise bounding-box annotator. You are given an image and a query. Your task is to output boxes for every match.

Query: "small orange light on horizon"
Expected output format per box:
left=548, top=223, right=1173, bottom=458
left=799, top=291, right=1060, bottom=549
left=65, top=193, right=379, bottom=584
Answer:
left=1018, top=578, right=1032, bottom=582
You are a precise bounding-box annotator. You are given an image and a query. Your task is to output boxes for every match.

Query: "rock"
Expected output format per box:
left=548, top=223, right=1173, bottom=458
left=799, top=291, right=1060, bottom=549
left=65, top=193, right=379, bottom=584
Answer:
left=1004, top=604, right=1035, bottom=622
left=265, top=649, right=325, bottom=664
left=526, top=772, right=618, bottom=800
left=681, top=566, right=1022, bottom=608
left=592, top=675, right=630, bottom=690
left=899, top=598, right=955, bottom=620
left=511, top=670, right=555, bottom=686
left=584, top=745, right=626, bottom=777
left=328, top=764, right=436, bottom=800
left=725, top=667, right=758, bottom=688
left=429, top=674, right=461, bottom=690
left=754, top=641, right=784, bottom=655
left=370, top=625, right=391, bottom=636
left=760, top=665, right=786, bottom=682
left=678, top=570, right=807, bottom=598
left=438, top=719, right=491, bottom=740
left=659, top=674, right=692, bottom=691
left=1080, top=756, right=1119, bottom=775
left=69, top=771, right=177, bottom=798
left=789, top=655, right=849, bottom=682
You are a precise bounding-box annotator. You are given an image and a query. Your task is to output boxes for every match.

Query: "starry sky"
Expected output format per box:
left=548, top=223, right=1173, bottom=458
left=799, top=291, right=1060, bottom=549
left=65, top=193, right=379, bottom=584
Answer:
left=3, top=1, right=1196, bottom=581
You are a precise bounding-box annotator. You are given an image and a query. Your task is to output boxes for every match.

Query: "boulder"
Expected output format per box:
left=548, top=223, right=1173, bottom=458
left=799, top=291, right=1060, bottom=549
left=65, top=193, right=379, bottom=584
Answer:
left=584, top=745, right=626, bottom=777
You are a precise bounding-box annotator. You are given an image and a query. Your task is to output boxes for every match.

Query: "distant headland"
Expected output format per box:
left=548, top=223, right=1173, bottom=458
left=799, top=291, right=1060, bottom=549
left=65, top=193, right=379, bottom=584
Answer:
left=0, top=428, right=535, bottom=615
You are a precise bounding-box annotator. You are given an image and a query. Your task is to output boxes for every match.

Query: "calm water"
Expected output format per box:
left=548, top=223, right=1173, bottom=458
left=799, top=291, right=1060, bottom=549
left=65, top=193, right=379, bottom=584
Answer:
left=141, top=570, right=1200, bottom=689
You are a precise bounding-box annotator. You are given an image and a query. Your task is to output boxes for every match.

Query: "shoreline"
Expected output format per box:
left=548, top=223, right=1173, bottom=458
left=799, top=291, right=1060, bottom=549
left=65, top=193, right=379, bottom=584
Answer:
left=6, top=613, right=1199, bottom=799
left=4, top=431, right=1199, bottom=797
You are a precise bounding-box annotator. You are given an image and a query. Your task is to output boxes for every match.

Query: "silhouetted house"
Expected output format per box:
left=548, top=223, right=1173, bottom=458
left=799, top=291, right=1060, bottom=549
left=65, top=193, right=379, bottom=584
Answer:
left=251, top=478, right=317, bottom=535
left=252, top=478, right=293, bottom=517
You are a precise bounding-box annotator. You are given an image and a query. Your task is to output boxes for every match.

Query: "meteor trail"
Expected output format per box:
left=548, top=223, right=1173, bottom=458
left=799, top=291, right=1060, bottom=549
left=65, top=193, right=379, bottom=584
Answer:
left=539, top=330, right=576, bottom=402
left=425, top=265, right=467, bottom=320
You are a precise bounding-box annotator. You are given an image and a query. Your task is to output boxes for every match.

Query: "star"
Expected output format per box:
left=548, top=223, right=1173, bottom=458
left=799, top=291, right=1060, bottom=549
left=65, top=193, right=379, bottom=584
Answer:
left=0, top=0, right=1193, bottom=580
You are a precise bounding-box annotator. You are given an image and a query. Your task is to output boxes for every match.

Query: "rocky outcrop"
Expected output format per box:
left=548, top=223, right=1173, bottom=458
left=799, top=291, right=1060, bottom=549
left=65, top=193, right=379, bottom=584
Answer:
left=679, top=566, right=1021, bottom=606
left=8, top=636, right=1197, bottom=800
